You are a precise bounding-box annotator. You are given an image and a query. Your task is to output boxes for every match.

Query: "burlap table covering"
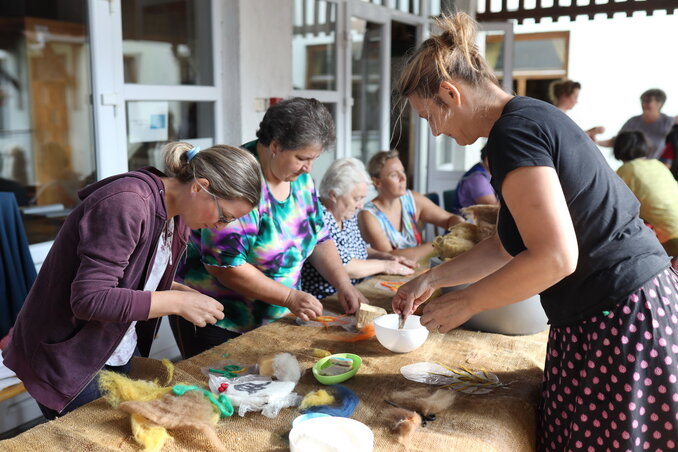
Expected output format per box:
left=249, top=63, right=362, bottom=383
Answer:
left=1, top=275, right=548, bottom=451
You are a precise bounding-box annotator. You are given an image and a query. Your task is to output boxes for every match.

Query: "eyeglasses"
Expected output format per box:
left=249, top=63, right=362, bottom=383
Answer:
left=210, top=193, right=236, bottom=226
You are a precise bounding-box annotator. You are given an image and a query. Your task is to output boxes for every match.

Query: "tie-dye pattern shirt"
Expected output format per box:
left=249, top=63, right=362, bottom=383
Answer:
left=176, top=141, right=330, bottom=333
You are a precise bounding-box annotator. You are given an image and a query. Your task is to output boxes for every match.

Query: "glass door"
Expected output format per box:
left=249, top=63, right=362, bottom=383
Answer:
left=0, top=1, right=96, bottom=244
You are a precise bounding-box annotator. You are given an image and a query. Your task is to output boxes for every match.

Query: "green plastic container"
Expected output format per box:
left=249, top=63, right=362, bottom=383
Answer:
left=312, top=353, right=362, bottom=385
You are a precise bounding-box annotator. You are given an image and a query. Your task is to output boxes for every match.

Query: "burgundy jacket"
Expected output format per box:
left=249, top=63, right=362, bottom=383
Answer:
left=3, top=168, right=189, bottom=412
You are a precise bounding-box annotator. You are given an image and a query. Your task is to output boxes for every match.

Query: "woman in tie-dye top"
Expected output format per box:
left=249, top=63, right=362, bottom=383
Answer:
left=174, top=98, right=367, bottom=358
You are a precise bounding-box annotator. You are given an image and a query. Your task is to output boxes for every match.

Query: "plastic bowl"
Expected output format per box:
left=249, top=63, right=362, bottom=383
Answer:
left=312, top=353, right=362, bottom=385
left=373, top=314, right=429, bottom=353
left=429, top=257, right=548, bottom=335
left=289, top=416, right=373, bottom=452
left=292, top=413, right=331, bottom=428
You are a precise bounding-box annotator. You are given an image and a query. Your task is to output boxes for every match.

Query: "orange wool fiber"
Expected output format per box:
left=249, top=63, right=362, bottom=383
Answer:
left=327, top=324, right=375, bottom=342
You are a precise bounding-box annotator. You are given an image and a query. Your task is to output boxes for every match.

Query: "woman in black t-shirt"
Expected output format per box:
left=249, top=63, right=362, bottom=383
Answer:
left=392, top=12, right=678, bottom=451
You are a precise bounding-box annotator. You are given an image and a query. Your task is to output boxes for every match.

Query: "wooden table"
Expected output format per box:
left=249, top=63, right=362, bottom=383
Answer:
left=0, top=275, right=548, bottom=451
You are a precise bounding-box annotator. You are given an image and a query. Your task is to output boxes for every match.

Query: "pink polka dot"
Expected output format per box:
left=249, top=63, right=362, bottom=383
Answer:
left=641, top=360, right=649, bottom=368
left=640, top=407, right=646, bottom=416
left=593, top=377, right=600, bottom=384
left=624, top=383, right=632, bottom=392
left=665, top=325, right=674, bottom=335
left=623, top=306, right=632, bottom=314
left=614, top=346, right=621, bottom=355
left=633, top=419, right=639, bottom=428
left=650, top=349, right=659, bottom=358
left=665, top=356, right=673, bottom=365
left=653, top=431, right=662, bottom=440
left=611, top=375, right=618, bottom=383
left=636, top=343, right=644, bottom=352
left=575, top=441, right=583, bottom=448
left=644, top=331, right=653, bottom=340
left=669, top=440, right=676, bottom=449
left=628, top=354, right=636, bottom=363
left=661, top=403, right=670, bottom=412
left=603, top=338, right=611, bottom=345
left=649, top=395, right=656, bottom=403
left=637, top=313, right=646, bottom=321
left=651, top=413, right=659, bottom=421
left=633, top=372, right=641, bottom=381
left=671, top=315, right=677, bottom=324
left=658, top=385, right=667, bottom=393
left=672, top=344, right=678, bottom=353
left=653, top=319, right=660, bottom=328
left=637, top=389, right=644, bottom=398
left=669, top=375, right=677, bottom=384
left=649, top=289, right=657, bottom=298
left=659, top=337, right=667, bottom=347
left=619, top=412, right=627, bottom=421
left=615, top=393, right=623, bottom=402
left=665, top=421, right=673, bottom=430
left=654, top=367, right=663, bottom=376
left=612, top=440, right=620, bottom=448
left=629, top=402, right=637, bottom=411
left=630, top=294, right=639, bottom=303
left=622, top=336, right=629, bottom=344
left=622, top=431, right=630, bottom=440
left=643, top=440, right=650, bottom=449
left=644, top=377, right=652, bottom=386
left=630, top=324, right=638, bottom=333
left=658, top=307, right=666, bottom=316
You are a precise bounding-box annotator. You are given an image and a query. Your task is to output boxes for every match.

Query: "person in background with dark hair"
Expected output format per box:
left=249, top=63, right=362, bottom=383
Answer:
left=598, top=88, right=677, bottom=158
left=391, top=11, right=678, bottom=450
left=174, top=98, right=367, bottom=359
left=614, top=130, right=678, bottom=263
left=549, top=79, right=604, bottom=141
left=3, top=142, right=262, bottom=419
left=450, top=145, right=498, bottom=214
left=659, top=124, right=678, bottom=179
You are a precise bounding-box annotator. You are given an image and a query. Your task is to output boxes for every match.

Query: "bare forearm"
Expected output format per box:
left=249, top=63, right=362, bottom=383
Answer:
left=391, top=243, right=436, bottom=263
left=206, top=264, right=291, bottom=307
left=426, top=234, right=511, bottom=289
left=148, top=290, right=186, bottom=319
left=308, top=240, right=352, bottom=290
left=367, top=247, right=393, bottom=260
left=458, top=246, right=575, bottom=314
left=344, top=259, right=387, bottom=279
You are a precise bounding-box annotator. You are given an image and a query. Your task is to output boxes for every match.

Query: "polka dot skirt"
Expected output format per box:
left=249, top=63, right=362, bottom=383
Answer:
left=538, top=267, right=678, bottom=451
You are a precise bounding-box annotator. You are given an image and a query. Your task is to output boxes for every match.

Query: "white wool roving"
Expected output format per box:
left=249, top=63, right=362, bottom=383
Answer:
left=272, top=353, right=302, bottom=382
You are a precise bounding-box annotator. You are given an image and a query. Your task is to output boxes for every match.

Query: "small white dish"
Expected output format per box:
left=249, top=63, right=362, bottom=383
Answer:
left=289, top=416, right=373, bottom=452
left=373, top=314, right=429, bottom=353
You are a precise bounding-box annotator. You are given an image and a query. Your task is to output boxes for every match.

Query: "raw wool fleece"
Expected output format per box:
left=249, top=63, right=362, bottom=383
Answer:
left=120, top=391, right=224, bottom=452
left=99, top=362, right=225, bottom=452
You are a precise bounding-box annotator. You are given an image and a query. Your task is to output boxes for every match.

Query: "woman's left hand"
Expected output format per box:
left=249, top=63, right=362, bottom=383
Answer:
left=420, top=291, right=477, bottom=334
left=336, top=284, right=368, bottom=315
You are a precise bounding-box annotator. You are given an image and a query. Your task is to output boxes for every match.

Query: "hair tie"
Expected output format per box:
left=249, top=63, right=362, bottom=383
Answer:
left=186, top=146, right=201, bottom=162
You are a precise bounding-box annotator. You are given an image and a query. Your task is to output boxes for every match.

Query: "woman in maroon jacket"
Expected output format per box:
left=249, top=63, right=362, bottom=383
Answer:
left=3, top=142, right=261, bottom=419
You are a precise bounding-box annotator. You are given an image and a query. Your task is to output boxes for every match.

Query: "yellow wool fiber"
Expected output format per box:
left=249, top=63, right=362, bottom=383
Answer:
left=159, top=359, right=175, bottom=386
left=99, top=371, right=172, bottom=408
left=130, top=413, right=170, bottom=452
left=312, top=348, right=332, bottom=358
left=299, top=389, right=335, bottom=410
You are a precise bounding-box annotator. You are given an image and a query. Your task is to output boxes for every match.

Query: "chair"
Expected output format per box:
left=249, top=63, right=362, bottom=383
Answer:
left=423, top=192, right=440, bottom=207
left=423, top=192, right=441, bottom=239
left=0, top=192, right=36, bottom=338
left=443, top=189, right=457, bottom=213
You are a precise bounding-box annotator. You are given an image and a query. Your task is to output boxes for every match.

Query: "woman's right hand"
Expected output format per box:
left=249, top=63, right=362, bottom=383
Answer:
left=177, top=293, right=226, bottom=327
left=382, top=260, right=416, bottom=276
left=284, top=289, right=323, bottom=321
left=392, top=272, right=435, bottom=316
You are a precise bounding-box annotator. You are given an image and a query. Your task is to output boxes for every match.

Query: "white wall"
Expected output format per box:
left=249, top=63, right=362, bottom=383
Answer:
left=222, top=0, right=293, bottom=146
left=514, top=11, right=678, bottom=168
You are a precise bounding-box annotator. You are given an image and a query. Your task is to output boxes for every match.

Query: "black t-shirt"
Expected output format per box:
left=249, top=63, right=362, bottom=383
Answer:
left=487, top=96, right=668, bottom=327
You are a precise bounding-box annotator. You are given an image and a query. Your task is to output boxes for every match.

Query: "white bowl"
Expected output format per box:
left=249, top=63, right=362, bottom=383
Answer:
left=289, top=416, right=373, bottom=452
left=429, top=257, right=548, bottom=335
left=373, top=314, right=429, bottom=353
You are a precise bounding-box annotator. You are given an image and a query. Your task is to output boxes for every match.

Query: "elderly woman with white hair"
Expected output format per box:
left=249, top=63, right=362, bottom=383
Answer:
left=301, top=158, right=415, bottom=299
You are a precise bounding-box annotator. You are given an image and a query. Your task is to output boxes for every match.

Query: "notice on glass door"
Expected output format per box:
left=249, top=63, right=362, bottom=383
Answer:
left=128, top=101, right=169, bottom=143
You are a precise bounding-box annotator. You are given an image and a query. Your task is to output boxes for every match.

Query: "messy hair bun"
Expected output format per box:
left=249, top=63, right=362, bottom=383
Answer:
left=396, top=12, right=498, bottom=100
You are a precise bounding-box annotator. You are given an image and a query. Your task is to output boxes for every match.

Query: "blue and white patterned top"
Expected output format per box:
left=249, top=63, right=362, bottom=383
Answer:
left=361, top=190, right=422, bottom=249
left=300, top=206, right=369, bottom=299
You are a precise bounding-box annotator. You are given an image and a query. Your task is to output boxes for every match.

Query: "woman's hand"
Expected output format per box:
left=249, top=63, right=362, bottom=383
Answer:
left=392, top=272, right=436, bottom=316
left=176, top=293, right=226, bottom=328
left=336, top=284, right=367, bottom=315
left=391, top=255, right=418, bottom=269
left=382, top=260, right=416, bottom=276
left=284, top=289, right=324, bottom=322
left=420, top=291, right=476, bottom=333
